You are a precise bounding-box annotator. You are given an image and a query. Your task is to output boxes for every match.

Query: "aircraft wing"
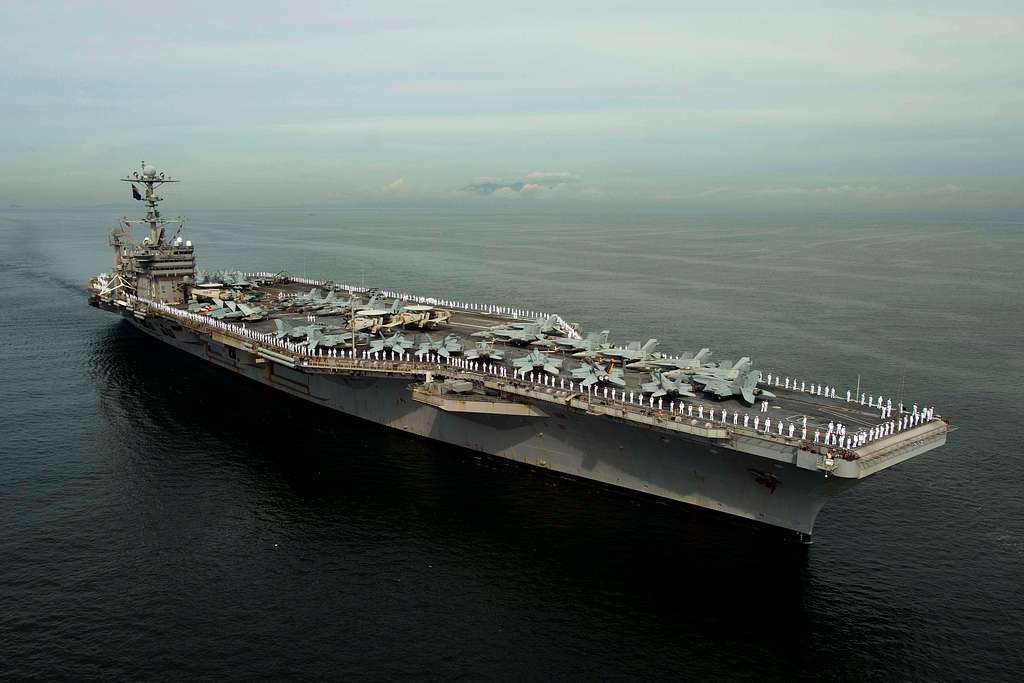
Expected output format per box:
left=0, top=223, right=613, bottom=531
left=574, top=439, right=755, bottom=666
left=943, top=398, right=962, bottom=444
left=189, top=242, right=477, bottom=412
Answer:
left=698, top=378, right=732, bottom=398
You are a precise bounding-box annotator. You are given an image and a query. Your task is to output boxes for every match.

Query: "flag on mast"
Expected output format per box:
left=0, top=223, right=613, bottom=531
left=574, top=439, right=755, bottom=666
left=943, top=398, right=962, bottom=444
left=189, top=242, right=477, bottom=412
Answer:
left=131, top=184, right=142, bottom=200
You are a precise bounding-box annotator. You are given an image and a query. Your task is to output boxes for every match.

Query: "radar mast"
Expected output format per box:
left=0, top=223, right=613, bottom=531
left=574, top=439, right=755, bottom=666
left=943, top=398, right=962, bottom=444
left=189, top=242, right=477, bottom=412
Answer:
left=102, top=162, right=195, bottom=303
left=119, top=161, right=183, bottom=245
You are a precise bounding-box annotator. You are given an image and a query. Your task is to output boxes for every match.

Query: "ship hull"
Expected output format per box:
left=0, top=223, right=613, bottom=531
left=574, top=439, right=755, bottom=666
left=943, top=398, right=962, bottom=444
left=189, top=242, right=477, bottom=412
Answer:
left=116, top=310, right=863, bottom=540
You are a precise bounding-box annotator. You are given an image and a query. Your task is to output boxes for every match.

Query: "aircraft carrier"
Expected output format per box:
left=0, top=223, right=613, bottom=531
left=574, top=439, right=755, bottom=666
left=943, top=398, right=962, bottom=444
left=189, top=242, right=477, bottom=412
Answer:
left=88, top=164, right=952, bottom=541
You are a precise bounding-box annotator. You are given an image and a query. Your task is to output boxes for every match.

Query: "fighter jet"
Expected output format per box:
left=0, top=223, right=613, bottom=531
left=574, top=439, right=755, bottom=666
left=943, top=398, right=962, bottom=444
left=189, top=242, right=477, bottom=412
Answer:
left=206, top=298, right=266, bottom=322
left=306, top=329, right=370, bottom=350
left=628, top=347, right=712, bottom=372
left=217, top=270, right=252, bottom=288
left=512, top=350, right=563, bottom=376
left=414, top=334, right=464, bottom=359
left=536, top=329, right=611, bottom=354
left=206, top=298, right=244, bottom=320
left=490, top=322, right=547, bottom=345
left=303, top=290, right=343, bottom=313
left=236, top=303, right=269, bottom=322
left=640, top=372, right=697, bottom=399
left=368, top=331, right=416, bottom=356
left=686, top=357, right=752, bottom=382
left=588, top=339, right=659, bottom=365
left=473, top=315, right=563, bottom=344
left=501, top=315, right=561, bottom=334
left=196, top=269, right=250, bottom=288
left=571, top=360, right=626, bottom=388
left=315, top=299, right=360, bottom=316
left=288, top=288, right=324, bottom=307
left=692, top=368, right=776, bottom=405
left=463, top=341, right=505, bottom=362
left=273, top=318, right=325, bottom=341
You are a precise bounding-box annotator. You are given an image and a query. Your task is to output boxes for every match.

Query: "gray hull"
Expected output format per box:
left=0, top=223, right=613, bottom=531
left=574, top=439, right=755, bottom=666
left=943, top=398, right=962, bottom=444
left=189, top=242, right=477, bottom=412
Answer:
left=127, top=313, right=865, bottom=539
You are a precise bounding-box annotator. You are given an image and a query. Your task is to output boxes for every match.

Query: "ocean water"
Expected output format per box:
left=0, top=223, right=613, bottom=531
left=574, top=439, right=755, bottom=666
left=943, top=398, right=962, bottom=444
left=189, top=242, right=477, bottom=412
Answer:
left=1, top=206, right=1022, bottom=681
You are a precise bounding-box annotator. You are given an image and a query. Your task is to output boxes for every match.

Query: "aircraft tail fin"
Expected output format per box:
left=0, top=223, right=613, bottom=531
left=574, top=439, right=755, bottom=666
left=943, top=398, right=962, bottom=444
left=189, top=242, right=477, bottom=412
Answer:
left=740, top=371, right=760, bottom=404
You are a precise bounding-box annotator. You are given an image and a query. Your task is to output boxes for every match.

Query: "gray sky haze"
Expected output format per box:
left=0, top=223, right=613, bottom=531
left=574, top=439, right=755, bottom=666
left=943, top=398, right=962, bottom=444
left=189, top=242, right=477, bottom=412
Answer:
left=2, top=1, right=1022, bottom=210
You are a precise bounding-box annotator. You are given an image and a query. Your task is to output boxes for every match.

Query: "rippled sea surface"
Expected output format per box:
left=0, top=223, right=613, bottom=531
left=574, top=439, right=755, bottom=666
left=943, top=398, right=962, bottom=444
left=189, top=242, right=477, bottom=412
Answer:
left=1, top=206, right=1022, bottom=681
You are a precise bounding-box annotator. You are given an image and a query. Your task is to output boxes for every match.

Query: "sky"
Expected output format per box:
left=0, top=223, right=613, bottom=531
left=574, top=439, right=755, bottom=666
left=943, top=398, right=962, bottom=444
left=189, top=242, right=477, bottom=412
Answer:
left=1, top=1, right=1022, bottom=210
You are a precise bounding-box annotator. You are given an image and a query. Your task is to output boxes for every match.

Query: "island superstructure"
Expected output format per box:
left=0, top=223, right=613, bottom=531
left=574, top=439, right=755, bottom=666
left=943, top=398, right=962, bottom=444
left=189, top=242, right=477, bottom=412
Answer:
left=88, top=164, right=952, bottom=541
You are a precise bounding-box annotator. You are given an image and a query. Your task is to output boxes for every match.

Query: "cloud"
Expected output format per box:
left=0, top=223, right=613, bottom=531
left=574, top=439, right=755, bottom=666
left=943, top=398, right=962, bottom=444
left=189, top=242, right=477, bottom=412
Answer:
left=524, top=171, right=579, bottom=184
left=654, top=183, right=988, bottom=206
left=461, top=170, right=583, bottom=197
left=462, top=180, right=526, bottom=195
left=749, top=185, right=891, bottom=199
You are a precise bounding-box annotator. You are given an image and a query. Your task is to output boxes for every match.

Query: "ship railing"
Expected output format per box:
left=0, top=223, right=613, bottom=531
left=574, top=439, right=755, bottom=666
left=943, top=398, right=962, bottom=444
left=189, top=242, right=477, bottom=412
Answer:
left=300, top=355, right=830, bottom=445
left=124, top=293, right=942, bottom=456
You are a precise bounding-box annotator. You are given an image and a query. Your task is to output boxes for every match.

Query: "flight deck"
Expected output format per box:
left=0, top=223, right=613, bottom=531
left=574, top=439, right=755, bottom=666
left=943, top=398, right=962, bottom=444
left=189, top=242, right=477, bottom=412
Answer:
left=151, top=274, right=944, bottom=472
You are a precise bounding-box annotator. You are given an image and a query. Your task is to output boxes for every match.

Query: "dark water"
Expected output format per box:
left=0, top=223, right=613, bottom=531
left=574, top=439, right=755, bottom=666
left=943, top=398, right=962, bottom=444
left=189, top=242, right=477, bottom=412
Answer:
left=2, top=207, right=1022, bottom=681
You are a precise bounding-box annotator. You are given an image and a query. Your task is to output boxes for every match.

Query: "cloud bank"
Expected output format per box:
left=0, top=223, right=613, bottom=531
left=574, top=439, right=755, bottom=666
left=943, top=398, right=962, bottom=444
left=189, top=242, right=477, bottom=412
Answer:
left=462, top=171, right=581, bottom=197
left=0, top=2, right=1021, bottom=210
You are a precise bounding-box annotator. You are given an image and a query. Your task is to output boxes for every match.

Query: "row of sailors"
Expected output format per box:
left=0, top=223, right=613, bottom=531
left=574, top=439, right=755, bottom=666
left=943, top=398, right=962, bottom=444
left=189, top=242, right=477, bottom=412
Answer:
left=269, top=278, right=556, bottom=323
left=145, top=300, right=320, bottom=355
left=766, top=374, right=840, bottom=400
left=138, top=298, right=937, bottom=447
left=352, top=347, right=939, bottom=445
left=364, top=290, right=577, bottom=338
left=271, top=285, right=578, bottom=338
left=813, top=408, right=936, bottom=447
left=479, top=364, right=939, bottom=448
left=763, top=373, right=896, bottom=417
